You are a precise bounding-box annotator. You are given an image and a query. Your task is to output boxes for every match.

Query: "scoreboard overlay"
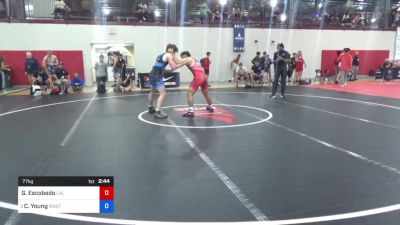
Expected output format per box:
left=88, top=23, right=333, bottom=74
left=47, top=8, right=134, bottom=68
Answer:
left=18, top=176, right=114, bottom=213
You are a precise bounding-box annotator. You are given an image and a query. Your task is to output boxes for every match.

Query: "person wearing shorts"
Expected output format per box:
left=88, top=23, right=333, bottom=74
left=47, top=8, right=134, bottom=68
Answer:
left=294, top=51, right=306, bottom=84
left=235, top=62, right=250, bottom=88
left=42, top=50, right=58, bottom=79
left=250, top=60, right=267, bottom=87
left=147, top=44, right=180, bottom=119
left=172, top=51, right=214, bottom=117
left=33, top=67, right=53, bottom=94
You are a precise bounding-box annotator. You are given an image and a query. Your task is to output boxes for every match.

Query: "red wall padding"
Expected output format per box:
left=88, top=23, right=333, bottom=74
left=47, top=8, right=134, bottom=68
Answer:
left=0, top=50, right=84, bottom=85
left=321, top=50, right=389, bottom=75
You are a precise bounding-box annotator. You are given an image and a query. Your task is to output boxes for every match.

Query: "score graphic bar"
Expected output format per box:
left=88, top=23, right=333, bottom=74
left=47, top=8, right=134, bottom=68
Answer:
left=18, top=176, right=114, bottom=214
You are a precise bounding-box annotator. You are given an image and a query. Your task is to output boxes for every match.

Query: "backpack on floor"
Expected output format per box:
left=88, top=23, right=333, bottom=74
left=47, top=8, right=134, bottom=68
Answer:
left=299, top=79, right=311, bottom=85
left=51, top=87, right=61, bottom=95
left=113, top=86, right=122, bottom=92
left=31, top=85, right=42, bottom=96
left=97, top=83, right=106, bottom=94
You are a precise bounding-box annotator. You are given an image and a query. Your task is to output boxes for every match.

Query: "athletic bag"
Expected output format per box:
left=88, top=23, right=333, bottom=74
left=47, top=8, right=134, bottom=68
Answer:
left=31, top=85, right=42, bottom=96
left=51, top=86, right=61, bottom=95
left=97, top=82, right=106, bottom=94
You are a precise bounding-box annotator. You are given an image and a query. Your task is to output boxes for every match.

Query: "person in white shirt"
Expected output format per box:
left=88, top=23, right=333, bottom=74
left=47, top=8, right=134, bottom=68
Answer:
left=234, top=63, right=250, bottom=88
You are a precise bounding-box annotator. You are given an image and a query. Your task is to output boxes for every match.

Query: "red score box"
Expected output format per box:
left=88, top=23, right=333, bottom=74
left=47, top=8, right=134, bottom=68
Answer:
left=100, top=186, right=114, bottom=200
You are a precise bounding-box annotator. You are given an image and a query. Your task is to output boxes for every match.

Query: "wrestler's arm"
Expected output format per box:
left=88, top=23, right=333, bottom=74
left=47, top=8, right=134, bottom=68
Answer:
left=167, top=54, right=189, bottom=70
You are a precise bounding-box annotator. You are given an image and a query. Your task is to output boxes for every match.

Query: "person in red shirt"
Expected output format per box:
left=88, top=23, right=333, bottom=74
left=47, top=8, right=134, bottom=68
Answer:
left=336, top=48, right=353, bottom=86
left=294, top=51, right=306, bottom=84
left=201, top=52, right=211, bottom=87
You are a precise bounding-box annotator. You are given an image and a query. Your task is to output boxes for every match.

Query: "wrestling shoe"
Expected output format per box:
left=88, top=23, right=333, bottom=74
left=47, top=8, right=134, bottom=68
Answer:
left=148, top=106, right=156, bottom=114
left=182, top=111, right=195, bottom=117
left=154, top=111, right=168, bottom=119
left=206, top=106, right=215, bottom=112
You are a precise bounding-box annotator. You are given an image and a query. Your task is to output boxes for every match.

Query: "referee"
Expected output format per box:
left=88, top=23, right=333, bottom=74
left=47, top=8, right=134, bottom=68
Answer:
left=270, top=43, right=290, bottom=99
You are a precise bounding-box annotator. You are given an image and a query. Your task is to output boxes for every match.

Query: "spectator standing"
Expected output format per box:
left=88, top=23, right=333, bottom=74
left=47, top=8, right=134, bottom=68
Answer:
left=137, top=3, right=144, bottom=22
left=294, top=51, right=306, bottom=84
left=112, top=51, right=126, bottom=87
left=199, top=3, right=209, bottom=24
left=337, top=48, right=353, bottom=86
left=147, top=1, right=156, bottom=21
left=142, top=3, right=148, bottom=21
left=288, top=53, right=296, bottom=83
left=251, top=52, right=261, bottom=65
left=95, top=55, right=108, bottom=83
left=351, top=51, right=360, bottom=81
left=266, top=54, right=272, bottom=82
left=334, top=50, right=342, bottom=79
left=260, top=51, right=267, bottom=72
left=231, top=54, right=241, bottom=81
left=42, top=50, right=59, bottom=80
left=270, top=43, right=290, bottom=99
left=200, top=52, right=211, bottom=87
left=0, top=55, right=4, bottom=90
left=24, top=52, right=39, bottom=85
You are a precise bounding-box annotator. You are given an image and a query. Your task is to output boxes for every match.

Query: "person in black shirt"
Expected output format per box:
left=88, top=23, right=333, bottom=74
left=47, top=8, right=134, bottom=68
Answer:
left=250, top=60, right=267, bottom=87
left=260, top=51, right=267, bottom=70
left=112, top=51, right=126, bottom=87
left=54, top=62, right=70, bottom=95
left=251, top=52, right=261, bottom=65
left=270, top=43, right=290, bottom=99
left=24, top=52, right=39, bottom=85
left=33, top=67, right=53, bottom=94
left=351, top=51, right=360, bottom=81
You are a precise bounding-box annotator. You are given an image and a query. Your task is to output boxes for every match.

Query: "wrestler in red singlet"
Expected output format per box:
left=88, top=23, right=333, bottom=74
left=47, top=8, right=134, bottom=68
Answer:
left=174, top=51, right=214, bottom=117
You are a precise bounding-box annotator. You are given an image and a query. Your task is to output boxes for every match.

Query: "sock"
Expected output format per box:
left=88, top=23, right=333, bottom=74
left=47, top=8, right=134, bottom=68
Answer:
left=189, top=107, right=194, bottom=112
left=156, top=108, right=160, bottom=112
left=148, top=105, right=153, bottom=108
left=209, top=104, right=213, bottom=108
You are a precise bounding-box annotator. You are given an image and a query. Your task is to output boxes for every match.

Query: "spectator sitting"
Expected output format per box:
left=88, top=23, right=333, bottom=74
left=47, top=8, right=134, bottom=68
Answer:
left=53, top=0, right=69, bottom=19
left=250, top=60, right=267, bottom=87
left=54, top=62, right=70, bottom=95
left=33, top=67, right=53, bottom=94
left=234, top=63, right=250, bottom=88
left=231, top=4, right=241, bottom=21
left=382, top=59, right=393, bottom=69
left=119, top=71, right=133, bottom=92
left=71, top=73, right=85, bottom=92
left=212, top=9, right=221, bottom=23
